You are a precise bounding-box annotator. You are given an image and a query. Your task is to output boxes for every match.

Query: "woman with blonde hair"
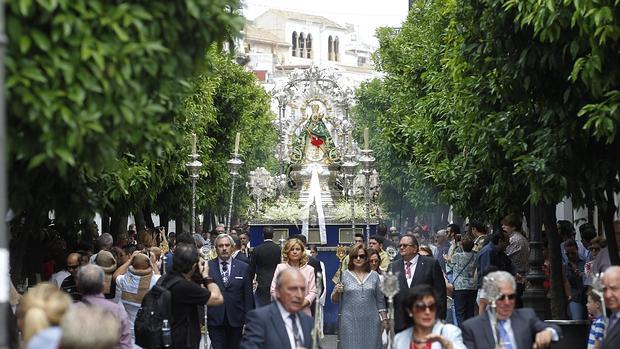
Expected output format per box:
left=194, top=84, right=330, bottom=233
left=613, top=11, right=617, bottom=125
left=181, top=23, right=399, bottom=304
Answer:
left=17, top=282, right=72, bottom=348
left=270, top=237, right=316, bottom=315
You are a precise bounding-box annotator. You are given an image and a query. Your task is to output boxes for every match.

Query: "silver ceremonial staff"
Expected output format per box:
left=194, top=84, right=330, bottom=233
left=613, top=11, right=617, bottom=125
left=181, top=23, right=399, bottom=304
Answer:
left=381, top=246, right=400, bottom=349
left=312, top=271, right=324, bottom=349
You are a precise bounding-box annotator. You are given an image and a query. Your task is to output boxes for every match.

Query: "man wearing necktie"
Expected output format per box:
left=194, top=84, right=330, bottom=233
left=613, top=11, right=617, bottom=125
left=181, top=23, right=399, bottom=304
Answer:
left=240, top=268, right=314, bottom=349
left=461, top=271, right=561, bottom=349
left=391, top=233, right=447, bottom=333
left=207, top=234, right=254, bottom=349
left=601, top=266, right=620, bottom=349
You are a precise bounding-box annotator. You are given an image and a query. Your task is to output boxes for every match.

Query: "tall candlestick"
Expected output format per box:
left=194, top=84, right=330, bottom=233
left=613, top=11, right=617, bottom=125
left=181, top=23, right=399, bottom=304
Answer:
left=364, top=127, right=369, bottom=150
left=191, top=133, right=197, bottom=156
left=234, top=132, right=240, bottom=155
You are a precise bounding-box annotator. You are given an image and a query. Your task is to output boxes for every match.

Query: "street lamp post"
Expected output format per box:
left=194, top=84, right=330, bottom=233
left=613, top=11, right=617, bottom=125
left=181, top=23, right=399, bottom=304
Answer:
left=523, top=202, right=547, bottom=318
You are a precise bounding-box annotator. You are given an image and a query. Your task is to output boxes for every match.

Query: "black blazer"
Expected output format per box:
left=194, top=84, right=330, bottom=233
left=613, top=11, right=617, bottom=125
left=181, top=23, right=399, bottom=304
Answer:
left=391, top=255, right=447, bottom=333
left=240, top=302, right=314, bottom=349
left=207, top=258, right=254, bottom=328
left=248, top=240, right=281, bottom=306
left=461, top=308, right=561, bottom=349
left=235, top=251, right=251, bottom=265
left=602, top=316, right=620, bottom=349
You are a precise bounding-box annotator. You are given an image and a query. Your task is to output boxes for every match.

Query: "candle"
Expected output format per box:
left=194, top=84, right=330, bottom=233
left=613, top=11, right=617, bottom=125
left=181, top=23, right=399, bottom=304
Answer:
left=364, top=127, right=369, bottom=150
left=191, top=133, right=197, bottom=156
left=234, top=132, right=240, bottom=155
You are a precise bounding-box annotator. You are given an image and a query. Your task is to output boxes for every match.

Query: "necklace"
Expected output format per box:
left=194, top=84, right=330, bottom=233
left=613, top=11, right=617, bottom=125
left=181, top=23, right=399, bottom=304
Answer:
left=353, top=271, right=366, bottom=282
left=410, top=328, right=432, bottom=349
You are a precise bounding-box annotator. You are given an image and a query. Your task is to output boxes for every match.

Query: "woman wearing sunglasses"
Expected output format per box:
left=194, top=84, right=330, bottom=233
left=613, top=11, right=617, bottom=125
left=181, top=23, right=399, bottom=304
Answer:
left=332, top=243, right=388, bottom=349
left=395, top=284, right=466, bottom=349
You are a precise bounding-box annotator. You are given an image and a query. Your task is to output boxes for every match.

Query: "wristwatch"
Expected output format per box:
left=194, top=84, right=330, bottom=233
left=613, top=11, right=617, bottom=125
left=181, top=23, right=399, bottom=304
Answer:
left=203, top=277, right=215, bottom=286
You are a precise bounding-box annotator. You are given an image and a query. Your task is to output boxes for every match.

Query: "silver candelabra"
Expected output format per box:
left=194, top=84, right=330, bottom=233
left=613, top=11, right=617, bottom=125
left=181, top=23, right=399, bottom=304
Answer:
left=381, top=246, right=400, bottom=349
left=358, top=148, right=375, bottom=241
left=186, top=140, right=202, bottom=235
left=341, top=152, right=358, bottom=233
left=226, top=152, right=243, bottom=233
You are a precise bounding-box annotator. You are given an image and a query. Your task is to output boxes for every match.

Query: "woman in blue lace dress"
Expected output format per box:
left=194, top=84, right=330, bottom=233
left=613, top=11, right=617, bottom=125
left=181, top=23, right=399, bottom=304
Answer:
left=332, top=243, right=388, bottom=349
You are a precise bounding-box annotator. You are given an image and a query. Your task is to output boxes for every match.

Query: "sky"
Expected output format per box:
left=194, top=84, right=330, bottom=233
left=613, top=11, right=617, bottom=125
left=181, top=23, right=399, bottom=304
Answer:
left=242, top=0, right=409, bottom=46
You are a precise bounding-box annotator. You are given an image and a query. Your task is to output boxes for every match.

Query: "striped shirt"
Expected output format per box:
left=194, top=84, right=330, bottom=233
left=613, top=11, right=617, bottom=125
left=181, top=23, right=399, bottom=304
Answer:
left=587, top=316, right=605, bottom=349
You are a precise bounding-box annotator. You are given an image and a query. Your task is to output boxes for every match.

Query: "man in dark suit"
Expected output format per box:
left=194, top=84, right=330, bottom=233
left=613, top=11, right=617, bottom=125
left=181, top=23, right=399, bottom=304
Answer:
left=248, top=226, right=281, bottom=306
left=240, top=268, right=314, bottom=349
left=232, top=235, right=251, bottom=265
left=461, top=271, right=560, bottom=349
left=391, top=233, right=446, bottom=333
left=601, top=265, right=620, bottom=349
left=207, top=234, right=254, bottom=349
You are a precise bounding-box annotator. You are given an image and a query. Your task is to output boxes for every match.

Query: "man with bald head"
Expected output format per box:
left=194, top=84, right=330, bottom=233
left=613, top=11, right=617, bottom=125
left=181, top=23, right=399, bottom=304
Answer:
left=114, top=250, right=161, bottom=346
left=241, top=268, right=314, bottom=349
left=60, top=252, right=82, bottom=301
left=601, top=266, right=620, bottom=348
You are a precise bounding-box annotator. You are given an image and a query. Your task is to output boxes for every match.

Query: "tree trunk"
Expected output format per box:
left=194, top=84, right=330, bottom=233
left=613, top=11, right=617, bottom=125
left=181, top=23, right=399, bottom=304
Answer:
left=142, top=207, right=155, bottom=230
left=159, top=212, right=169, bottom=232
left=542, top=202, right=567, bottom=319
left=100, top=214, right=110, bottom=235
left=599, top=187, right=619, bottom=265
left=109, top=215, right=128, bottom=241
left=134, top=210, right=147, bottom=232
left=175, top=217, right=184, bottom=235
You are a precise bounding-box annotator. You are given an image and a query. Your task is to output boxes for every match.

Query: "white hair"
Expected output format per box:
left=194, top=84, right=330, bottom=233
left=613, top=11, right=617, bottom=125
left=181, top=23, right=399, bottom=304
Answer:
left=483, top=270, right=516, bottom=298
left=215, top=233, right=235, bottom=246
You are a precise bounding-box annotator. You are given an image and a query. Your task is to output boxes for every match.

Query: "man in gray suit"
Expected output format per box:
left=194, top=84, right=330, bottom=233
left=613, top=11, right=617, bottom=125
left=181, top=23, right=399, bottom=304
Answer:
left=240, top=268, right=314, bottom=349
left=461, top=271, right=561, bottom=349
left=601, top=266, right=620, bottom=349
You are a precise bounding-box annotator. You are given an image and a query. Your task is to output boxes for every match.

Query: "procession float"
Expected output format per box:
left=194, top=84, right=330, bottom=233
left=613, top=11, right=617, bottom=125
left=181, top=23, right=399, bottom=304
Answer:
left=244, top=66, right=383, bottom=332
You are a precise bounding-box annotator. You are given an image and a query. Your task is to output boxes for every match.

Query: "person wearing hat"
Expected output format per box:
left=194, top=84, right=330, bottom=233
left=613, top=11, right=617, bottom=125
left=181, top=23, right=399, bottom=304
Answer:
left=94, top=250, right=118, bottom=300
left=114, top=250, right=161, bottom=347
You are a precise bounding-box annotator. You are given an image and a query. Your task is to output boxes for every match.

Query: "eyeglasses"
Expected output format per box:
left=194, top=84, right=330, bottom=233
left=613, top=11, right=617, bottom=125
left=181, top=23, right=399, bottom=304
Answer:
left=413, top=302, right=436, bottom=313
left=353, top=254, right=367, bottom=260
left=497, top=293, right=516, bottom=301
left=67, top=265, right=79, bottom=270
left=399, top=244, right=415, bottom=249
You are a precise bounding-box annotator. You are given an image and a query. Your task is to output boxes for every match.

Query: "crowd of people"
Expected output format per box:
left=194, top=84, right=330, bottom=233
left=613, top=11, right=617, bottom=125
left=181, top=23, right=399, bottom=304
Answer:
left=8, top=218, right=620, bottom=349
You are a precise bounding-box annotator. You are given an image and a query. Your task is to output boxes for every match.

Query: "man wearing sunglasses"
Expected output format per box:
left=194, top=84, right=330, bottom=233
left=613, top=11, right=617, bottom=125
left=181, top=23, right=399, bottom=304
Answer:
left=461, top=271, right=561, bottom=349
left=392, top=233, right=447, bottom=333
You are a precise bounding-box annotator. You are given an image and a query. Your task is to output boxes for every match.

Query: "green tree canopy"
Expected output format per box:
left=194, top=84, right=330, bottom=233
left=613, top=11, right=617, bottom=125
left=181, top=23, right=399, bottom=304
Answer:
left=6, top=0, right=243, bottom=227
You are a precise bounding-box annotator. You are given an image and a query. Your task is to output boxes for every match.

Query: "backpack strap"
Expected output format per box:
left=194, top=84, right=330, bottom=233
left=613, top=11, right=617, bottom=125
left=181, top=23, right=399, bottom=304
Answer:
left=157, top=274, right=185, bottom=320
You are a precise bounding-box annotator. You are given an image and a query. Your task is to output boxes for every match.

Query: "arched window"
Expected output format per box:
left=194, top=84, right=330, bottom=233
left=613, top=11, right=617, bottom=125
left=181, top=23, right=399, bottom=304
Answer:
left=299, top=32, right=305, bottom=58
left=334, top=36, right=339, bottom=62
left=306, top=34, right=312, bottom=59
left=328, top=35, right=333, bottom=61
left=292, top=31, right=298, bottom=57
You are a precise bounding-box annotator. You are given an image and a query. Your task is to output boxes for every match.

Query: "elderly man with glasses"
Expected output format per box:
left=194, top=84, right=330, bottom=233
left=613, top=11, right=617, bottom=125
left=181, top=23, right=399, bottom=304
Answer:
left=391, top=233, right=447, bottom=333
left=461, top=271, right=561, bottom=349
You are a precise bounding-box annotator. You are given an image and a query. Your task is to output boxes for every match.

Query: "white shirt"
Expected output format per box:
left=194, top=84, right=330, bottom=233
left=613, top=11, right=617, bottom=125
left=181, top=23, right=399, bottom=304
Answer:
left=50, top=270, right=70, bottom=288
left=404, top=254, right=420, bottom=287
left=218, top=257, right=231, bottom=277
left=276, top=301, right=305, bottom=349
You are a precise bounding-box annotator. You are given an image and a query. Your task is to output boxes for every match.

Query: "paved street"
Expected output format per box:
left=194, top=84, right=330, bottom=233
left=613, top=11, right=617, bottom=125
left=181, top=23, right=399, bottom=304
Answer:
left=321, top=335, right=337, bottom=349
